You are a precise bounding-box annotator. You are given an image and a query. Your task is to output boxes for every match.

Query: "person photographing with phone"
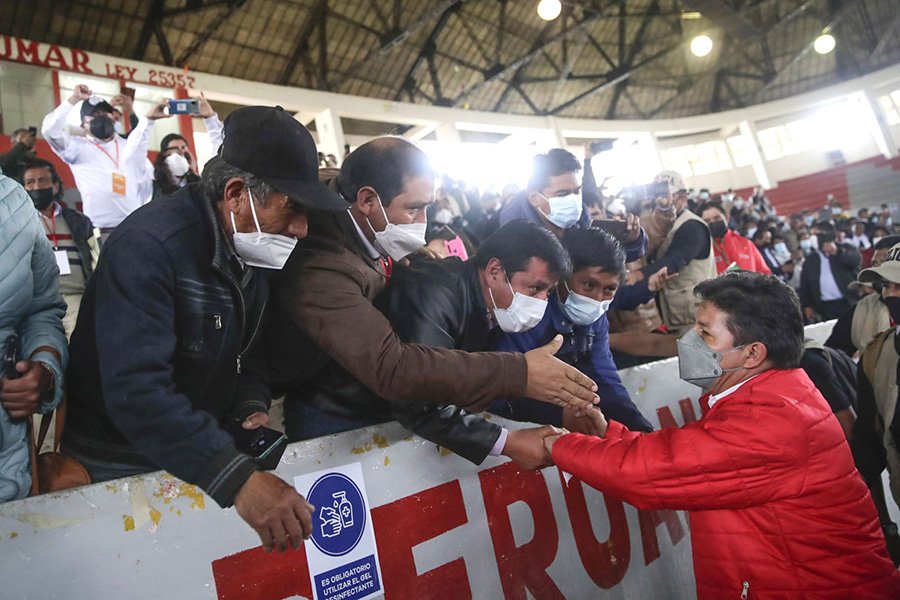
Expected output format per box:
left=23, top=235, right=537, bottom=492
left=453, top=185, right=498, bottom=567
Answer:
left=800, top=220, right=861, bottom=323
left=42, top=83, right=171, bottom=237
left=0, top=173, right=68, bottom=502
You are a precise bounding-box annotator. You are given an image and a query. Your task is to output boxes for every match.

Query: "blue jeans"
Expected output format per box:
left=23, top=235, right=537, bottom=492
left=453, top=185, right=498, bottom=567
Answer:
left=283, top=399, right=386, bottom=442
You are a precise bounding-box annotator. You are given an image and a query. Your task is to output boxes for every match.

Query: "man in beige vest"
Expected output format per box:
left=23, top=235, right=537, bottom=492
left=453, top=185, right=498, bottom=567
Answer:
left=627, top=182, right=716, bottom=335
left=854, top=242, right=900, bottom=562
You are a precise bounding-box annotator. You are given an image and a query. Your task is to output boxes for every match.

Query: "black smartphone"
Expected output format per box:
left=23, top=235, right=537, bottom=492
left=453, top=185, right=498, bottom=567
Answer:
left=168, top=98, right=200, bottom=115
left=3, top=334, right=21, bottom=380
left=225, top=422, right=288, bottom=471
left=589, top=139, right=614, bottom=154
left=27, top=126, right=37, bottom=137
left=120, top=85, right=136, bottom=101
left=591, top=218, right=628, bottom=240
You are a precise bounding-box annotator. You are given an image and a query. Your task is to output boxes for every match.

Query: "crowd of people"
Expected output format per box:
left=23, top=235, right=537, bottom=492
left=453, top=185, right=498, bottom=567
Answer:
left=1, top=84, right=900, bottom=597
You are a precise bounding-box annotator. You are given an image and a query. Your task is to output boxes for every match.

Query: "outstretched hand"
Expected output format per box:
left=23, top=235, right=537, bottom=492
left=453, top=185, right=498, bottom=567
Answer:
left=524, top=335, right=599, bottom=411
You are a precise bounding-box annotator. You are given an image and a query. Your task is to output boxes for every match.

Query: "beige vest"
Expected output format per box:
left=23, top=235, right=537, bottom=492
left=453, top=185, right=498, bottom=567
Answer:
left=865, top=331, right=900, bottom=508
left=851, top=293, right=891, bottom=354
left=656, top=210, right=716, bottom=335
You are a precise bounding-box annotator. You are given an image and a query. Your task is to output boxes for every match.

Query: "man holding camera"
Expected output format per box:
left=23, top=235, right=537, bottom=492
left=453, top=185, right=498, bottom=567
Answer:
left=42, top=84, right=168, bottom=235
left=0, top=127, right=38, bottom=183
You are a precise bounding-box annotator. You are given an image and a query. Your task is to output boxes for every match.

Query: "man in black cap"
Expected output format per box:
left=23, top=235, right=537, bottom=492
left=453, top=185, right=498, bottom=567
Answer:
left=63, top=106, right=346, bottom=553
left=42, top=83, right=165, bottom=235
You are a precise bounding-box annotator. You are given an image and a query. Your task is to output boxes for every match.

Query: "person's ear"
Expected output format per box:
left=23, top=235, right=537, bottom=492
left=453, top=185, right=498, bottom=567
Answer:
left=222, top=177, right=247, bottom=213
left=485, top=257, right=505, bottom=284
left=355, top=186, right=379, bottom=217
left=526, top=190, right=543, bottom=208
left=742, top=341, right=768, bottom=369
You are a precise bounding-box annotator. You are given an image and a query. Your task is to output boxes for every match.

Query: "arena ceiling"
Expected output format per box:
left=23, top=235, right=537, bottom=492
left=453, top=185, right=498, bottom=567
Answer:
left=5, top=0, right=900, bottom=120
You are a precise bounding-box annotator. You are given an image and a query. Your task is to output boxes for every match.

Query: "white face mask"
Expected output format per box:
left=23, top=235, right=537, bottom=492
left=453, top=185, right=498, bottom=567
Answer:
left=488, top=276, right=547, bottom=333
left=562, top=282, right=611, bottom=326
left=230, top=189, right=298, bottom=270
left=540, top=193, right=582, bottom=229
left=367, top=198, right=427, bottom=261
left=434, top=208, right=454, bottom=225
left=165, top=153, right=191, bottom=179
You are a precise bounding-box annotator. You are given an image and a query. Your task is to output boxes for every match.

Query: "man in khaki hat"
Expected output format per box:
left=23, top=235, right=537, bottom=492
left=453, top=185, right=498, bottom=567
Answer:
left=853, top=241, right=900, bottom=563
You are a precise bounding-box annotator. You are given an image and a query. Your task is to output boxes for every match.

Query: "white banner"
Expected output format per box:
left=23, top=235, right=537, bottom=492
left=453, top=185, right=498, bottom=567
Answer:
left=0, top=323, right=862, bottom=600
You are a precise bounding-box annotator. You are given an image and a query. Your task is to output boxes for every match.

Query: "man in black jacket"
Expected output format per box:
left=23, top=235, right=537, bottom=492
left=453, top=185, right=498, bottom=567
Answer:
left=22, top=158, right=98, bottom=338
left=0, top=128, right=36, bottom=183
left=800, top=221, right=861, bottom=322
left=63, top=106, right=347, bottom=553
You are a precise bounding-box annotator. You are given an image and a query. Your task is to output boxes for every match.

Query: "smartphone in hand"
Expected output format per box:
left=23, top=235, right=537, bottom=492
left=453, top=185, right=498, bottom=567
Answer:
left=225, top=421, right=288, bottom=471
left=3, top=334, right=21, bottom=380
left=168, top=99, right=200, bottom=115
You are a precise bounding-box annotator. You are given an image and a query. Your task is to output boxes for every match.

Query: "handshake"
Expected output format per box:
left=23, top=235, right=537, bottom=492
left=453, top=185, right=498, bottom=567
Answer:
left=501, top=406, right=607, bottom=470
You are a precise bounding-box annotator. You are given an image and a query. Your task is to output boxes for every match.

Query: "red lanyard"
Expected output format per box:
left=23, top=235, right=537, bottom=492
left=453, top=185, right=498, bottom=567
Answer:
left=92, top=138, right=120, bottom=169
left=42, top=211, right=59, bottom=249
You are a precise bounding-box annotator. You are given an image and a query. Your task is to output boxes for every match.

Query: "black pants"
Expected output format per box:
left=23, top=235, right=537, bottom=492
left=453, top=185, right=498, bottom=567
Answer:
left=818, top=298, right=853, bottom=322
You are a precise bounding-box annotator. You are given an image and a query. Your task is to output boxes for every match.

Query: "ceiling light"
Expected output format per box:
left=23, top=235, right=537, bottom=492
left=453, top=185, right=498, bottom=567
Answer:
left=814, top=33, right=836, bottom=55
left=537, top=0, right=562, bottom=21
left=690, top=35, right=713, bottom=57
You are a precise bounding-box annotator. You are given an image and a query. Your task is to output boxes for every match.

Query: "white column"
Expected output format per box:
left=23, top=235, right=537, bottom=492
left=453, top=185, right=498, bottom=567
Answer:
left=737, top=120, right=772, bottom=190
left=545, top=116, right=568, bottom=149
left=313, top=108, right=346, bottom=161
left=637, top=131, right=664, bottom=177
left=434, top=122, right=462, bottom=144
left=858, top=87, right=898, bottom=159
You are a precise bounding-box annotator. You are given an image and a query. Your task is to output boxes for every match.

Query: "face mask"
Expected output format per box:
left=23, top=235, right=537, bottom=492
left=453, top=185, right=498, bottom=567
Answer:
left=88, top=116, right=116, bottom=141
left=799, top=238, right=812, bottom=251
left=367, top=199, right=427, bottom=261
left=677, top=329, right=745, bottom=390
left=745, top=227, right=757, bottom=239
left=434, top=208, right=454, bottom=225
left=773, top=242, right=789, bottom=257
left=541, top=193, right=582, bottom=229
left=28, top=188, right=55, bottom=211
left=489, top=276, right=547, bottom=333
left=708, top=220, right=728, bottom=239
left=832, top=207, right=842, bottom=215
left=165, top=153, right=191, bottom=178
left=230, top=189, right=297, bottom=270
left=883, top=296, right=900, bottom=324
left=804, top=216, right=815, bottom=227
left=113, top=120, right=125, bottom=136
left=562, top=282, right=611, bottom=326
left=699, top=191, right=710, bottom=200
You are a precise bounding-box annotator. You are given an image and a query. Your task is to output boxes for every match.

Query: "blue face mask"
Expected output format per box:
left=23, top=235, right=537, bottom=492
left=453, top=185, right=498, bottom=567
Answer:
left=541, top=193, right=582, bottom=229
left=561, top=282, right=611, bottom=326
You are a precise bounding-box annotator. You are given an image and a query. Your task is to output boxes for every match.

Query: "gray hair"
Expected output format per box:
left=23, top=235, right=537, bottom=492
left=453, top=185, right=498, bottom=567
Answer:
left=201, top=155, right=272, bottom=205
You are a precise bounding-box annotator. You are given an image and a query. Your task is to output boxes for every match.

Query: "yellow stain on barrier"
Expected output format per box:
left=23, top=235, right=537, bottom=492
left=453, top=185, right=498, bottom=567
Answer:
left=123, top=515, right=135, bottom=531
left=373, top=433, right=389, bottom=448
left=9, top=532, right=17, bottom=539
left=383, top=456, right=390, bottom=466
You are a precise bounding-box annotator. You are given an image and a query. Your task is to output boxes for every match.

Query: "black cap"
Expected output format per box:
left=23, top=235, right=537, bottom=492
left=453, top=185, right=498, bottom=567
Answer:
left=221, top=106, right=345, bottom=212
left=80, top=96, right=114, bottom=119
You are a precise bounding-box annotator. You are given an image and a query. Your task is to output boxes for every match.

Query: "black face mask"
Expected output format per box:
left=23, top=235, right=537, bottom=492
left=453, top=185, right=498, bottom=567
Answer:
left=883, top=296, right=900, bottom=324
left=89, top=116, right=116, bottom=140
left=27, top=187, right=55, bottom=211
left=708, top=220, right=728, bottom=239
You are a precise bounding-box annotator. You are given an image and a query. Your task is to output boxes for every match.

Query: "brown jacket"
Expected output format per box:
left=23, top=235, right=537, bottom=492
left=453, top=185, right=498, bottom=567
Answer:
left=261, top=209, right=527, bottom=410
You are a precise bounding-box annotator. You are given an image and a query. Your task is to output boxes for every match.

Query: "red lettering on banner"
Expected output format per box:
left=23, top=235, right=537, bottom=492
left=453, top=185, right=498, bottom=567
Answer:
left=211, top=545, right=311, bottom=600
left=480, top=463, right=564, bottom=600
left=372, top=480, right=472, bottom=600
left=638, top=509, right=685, bottom=565
left=0, top=36, right=11, bottom=60
left=15, top=38, right=41, bottom=65
left=43, top=45, right=69, bottom=70
left=656, top=397, right=697, bottom=429
left=70, top=48, right=93, bottom=73
left=558, top=473, right=630, bottom=588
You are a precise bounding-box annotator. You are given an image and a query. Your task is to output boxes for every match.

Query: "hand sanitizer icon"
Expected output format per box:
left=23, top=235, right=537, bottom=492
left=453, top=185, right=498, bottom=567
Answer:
left=334, top=491, right=354, bottom=528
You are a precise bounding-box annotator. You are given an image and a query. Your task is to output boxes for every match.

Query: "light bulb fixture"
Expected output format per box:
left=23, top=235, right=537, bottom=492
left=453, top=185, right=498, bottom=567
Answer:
left=537, top=0, right=562, bottom=21
left=690, top=35, right=713, bottom=57
left=814, top=33, right=836, bottom=54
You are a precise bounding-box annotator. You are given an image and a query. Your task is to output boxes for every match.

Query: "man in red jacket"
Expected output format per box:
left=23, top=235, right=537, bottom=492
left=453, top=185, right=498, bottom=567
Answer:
left=700, top=201, right=771, bottom=274
left=545, top=272, right=900, bottom=599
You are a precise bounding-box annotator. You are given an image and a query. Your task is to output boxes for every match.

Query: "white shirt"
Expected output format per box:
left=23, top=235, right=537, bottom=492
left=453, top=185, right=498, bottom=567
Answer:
left=42, top=100, right=155, bottom=228
left=707, top=374, right=761, bottom=409
left=816, top=249, right=844, bottom=301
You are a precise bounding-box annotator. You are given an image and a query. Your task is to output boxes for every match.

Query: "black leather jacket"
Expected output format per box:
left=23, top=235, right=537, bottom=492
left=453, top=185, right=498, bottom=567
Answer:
left=386, top=258, right=504, bottom=464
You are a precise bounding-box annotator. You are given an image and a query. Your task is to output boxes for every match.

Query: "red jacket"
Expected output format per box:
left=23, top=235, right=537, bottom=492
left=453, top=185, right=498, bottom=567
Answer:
left=713, top=229, right=772, bottom=274
left=553, top=369, right=900, bottom=600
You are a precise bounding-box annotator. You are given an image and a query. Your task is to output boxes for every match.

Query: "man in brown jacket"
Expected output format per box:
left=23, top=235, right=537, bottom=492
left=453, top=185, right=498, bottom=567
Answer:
left=245, top=137, right=598, bottom=440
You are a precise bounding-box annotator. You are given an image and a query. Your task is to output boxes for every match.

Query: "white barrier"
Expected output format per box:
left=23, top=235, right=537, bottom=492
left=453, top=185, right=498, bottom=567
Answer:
left=3, top=321, right=878, bottom=600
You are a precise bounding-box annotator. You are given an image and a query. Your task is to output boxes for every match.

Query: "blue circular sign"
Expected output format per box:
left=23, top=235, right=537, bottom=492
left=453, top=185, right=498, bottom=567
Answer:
left=307, top=473, right=366, bottom=557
